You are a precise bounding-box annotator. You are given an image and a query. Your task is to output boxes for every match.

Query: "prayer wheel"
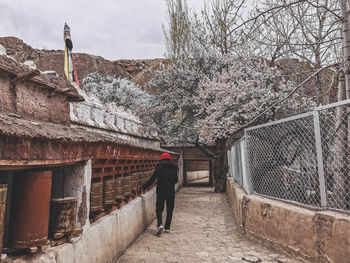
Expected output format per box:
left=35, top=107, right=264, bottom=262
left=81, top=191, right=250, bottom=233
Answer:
left=0, top=185, right=7, bottom=254
left=8, top=171, right=52, bottom=249
left=123, top=176, right=132, bottom=196
left=140, top=172, right=146, bottom=186
left=103, top=178, right=115, bottom=206
left=146, top=170, right=153, bottom=182
left=115, top=177, right=124, bottom=200
left=90, top=181, right=103, bottom=212
left=138, top=172, right=144, bottom=192
left=131, top=172, right=138, bottom=193
left=49, top=197, right=77, bottom=238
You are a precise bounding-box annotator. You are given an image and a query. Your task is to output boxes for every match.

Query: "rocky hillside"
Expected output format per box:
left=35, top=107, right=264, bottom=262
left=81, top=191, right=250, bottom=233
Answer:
left=0, top=37, right=167, bottom=87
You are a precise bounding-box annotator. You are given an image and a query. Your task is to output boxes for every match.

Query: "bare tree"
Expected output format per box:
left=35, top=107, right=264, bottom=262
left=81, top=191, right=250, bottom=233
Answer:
left=163, top=0, right=191, bottom=59
left=193, top=0, right=246, bottom=55
left=248, top=0, right=341, bottom=105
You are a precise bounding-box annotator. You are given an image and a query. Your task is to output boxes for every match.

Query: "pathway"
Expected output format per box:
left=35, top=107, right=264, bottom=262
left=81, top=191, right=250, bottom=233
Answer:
left=117, top=183, right=305, bottom=263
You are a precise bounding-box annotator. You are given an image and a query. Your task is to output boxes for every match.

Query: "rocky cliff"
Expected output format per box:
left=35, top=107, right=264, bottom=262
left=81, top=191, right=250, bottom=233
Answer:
left=0, top=37, right=167, bottom=87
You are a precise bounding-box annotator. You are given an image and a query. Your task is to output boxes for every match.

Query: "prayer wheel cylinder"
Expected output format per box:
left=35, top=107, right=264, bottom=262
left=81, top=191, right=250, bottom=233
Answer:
left=144, top=171, right=152, bottom=184
left=131, top=173, right=138, bottom=193
left=138, top=172, right=144, bottom=191
left=0, top=185, right=7, bottom=254
left=8, top=171, right=52, bottom=249
left=103, top=179, right=115, bottom=206
left=49, top=197, right=77, bottom=238
left=90, top=182, right=103, bottom=212
left=115, top=177, right=124, bottom=200
left=123, top=176, right=132, bottom=196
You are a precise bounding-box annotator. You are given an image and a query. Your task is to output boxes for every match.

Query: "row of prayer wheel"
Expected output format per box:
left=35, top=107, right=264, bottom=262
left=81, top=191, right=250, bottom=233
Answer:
left=4, top=171, right=77, bottom=251
left=90, top=170, right=154, bottom=213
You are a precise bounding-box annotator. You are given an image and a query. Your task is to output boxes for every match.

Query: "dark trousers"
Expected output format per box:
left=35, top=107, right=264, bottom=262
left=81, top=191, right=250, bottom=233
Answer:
left=156, top=194, right=175, bottom=229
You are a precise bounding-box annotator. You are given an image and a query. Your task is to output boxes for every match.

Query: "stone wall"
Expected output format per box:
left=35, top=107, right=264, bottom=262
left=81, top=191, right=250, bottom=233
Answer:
left=226, top=178, right=350, bottom=263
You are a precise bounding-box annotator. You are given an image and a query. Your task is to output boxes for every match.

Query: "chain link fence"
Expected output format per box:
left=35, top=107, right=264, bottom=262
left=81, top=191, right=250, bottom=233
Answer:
left=227, top=138, right=252, bottom=194
left=319, top=102, right=350, bottom=211
left=228, top=99, right=350, bottom=212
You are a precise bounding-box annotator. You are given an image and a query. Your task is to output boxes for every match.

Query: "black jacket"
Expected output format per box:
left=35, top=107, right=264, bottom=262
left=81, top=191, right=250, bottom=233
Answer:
left=142, top=159, right=178, bottom=196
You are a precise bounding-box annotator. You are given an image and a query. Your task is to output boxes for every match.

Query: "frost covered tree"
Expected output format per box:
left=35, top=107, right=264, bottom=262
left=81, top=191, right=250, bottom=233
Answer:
left=148, top=46, right=223, bottom=144
left=149, top=48, right=313, bottom=191
left=195, top=54, right=315, bottom=191
left=196, top=55, right=315, bottom=143
left=82, top=72, right=152, bottom=115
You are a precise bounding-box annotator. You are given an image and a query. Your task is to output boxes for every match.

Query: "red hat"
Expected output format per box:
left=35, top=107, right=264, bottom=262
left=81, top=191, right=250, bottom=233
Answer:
left=160, top=153, right=171, bottom=160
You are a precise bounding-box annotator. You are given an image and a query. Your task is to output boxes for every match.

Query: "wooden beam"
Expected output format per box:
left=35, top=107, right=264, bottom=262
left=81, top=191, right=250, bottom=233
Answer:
left=10, top=70, right=41, bottom=85
left=0, top=156, right=93, bottom=170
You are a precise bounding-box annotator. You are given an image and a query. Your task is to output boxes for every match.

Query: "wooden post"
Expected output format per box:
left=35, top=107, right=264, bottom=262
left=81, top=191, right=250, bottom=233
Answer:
left=2, top=171, right=12, bottom=249
left=209, top=160, right=213, bottom=187
left=183, top=160, right=187, bottom=186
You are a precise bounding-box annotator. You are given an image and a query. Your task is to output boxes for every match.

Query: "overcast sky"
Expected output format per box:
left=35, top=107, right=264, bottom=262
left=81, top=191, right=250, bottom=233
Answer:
left=0, top=0, right=206, bottom=60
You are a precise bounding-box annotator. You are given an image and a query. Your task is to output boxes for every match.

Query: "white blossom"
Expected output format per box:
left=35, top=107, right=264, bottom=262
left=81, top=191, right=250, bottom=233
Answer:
left=82, top=72, right=152, bottom=116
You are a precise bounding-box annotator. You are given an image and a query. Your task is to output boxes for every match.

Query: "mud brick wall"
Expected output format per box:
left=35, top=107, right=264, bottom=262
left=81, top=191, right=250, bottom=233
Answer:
left=226, top=177, right=350, bottom=263
left=0, top=71, right=70, bottom=125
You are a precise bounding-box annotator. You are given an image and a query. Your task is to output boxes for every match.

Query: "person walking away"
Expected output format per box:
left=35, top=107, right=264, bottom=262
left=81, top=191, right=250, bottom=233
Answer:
left=142, top=153, right=178, bottom=235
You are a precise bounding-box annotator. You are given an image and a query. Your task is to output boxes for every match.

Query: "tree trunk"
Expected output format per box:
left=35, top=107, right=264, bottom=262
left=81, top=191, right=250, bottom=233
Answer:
left=315, top=48, right=323, bottom=105
left=213, top=138, right=227, bottom=192
left=340, top=0, right=350, bottom=209
left=341, top=0, right=350, bottom=97
left=333, top=71, right=349, bottom=209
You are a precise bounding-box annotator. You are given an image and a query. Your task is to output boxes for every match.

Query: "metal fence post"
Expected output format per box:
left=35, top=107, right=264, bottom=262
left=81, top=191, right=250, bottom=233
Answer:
left=241, top=137, right=252, bottom=194
left=313, top=110, right=327, bottom=209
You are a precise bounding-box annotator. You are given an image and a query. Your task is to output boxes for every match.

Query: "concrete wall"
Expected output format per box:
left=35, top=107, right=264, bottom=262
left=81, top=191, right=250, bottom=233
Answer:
left=226, top=178, right=350, bottom=263
left=50, top=161, right=91, bottom=231
left=187, top=171, right=209, bottom=183
left=62, top=161, right=92, bottom=231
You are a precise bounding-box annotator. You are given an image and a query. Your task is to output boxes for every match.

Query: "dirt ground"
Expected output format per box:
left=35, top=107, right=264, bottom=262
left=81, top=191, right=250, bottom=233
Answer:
left=117, top=180, right=306, bottom=263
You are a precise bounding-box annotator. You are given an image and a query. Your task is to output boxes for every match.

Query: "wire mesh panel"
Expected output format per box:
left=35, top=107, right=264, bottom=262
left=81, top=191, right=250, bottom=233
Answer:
left=227, top=149, right=233, bottom=178
left=245, top=115, right=321, bottom=207
left=227, top=139, right=252, bottom=193
left=319, top=103, right=350, bottom=211
left=232, top=142, right=244, bottom=186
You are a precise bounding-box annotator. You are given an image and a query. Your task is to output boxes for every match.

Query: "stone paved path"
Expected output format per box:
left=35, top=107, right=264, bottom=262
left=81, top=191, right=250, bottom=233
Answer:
left=117, top=184, right=306, bottom=263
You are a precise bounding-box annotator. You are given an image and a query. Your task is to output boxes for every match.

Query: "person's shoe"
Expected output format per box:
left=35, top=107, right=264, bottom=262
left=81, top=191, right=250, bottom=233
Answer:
left=157, top=225, right=164, bottom=236
left=165, top=229, right=170, bottom=233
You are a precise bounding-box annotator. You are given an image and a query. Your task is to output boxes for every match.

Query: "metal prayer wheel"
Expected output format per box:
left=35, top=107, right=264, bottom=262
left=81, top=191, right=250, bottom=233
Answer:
left=0, top=185, right=7, bottom=254
left=145, top=170, right=153, bottom=183
left=138, top=172, right=144, bottom=191
left=131, top=172, right=139, bottom=193
left=115, top=177, right=125, bottom=200
left=8, top=171, right=52, bottom=249
left=149, top=170, right=156, bottom=186
left=103, top=179, right=115, bottom=206
left=90, top=182, right=103, bottom=212
left=49, top=197, right=77, bottom=238
left=123, top=176, right=132, bottom=196
left=143, top=170, right=151, bottom=185
left=140, top=172, right=146, bottom=186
